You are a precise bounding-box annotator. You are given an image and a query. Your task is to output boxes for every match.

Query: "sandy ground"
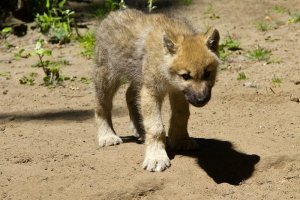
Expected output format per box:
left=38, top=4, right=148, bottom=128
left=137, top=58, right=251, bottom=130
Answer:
left=1, top=0, right=300, bottom=199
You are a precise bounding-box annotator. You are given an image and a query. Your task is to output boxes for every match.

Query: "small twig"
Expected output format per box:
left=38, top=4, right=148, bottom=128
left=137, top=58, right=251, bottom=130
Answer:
left=284, top=175, right=300, bottom=180
left=269, top=87, right=276, bottom=94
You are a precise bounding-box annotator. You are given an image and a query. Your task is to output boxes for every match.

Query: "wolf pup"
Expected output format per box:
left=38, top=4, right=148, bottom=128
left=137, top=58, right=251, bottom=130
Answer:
left=94, top=9, right=220, bottom=172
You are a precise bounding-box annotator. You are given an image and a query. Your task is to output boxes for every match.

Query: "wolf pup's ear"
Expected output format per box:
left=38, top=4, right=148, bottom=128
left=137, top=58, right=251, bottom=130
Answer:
left=205, top=29, right=220, bottom=54
left=163, top=33, right=178, bottom=55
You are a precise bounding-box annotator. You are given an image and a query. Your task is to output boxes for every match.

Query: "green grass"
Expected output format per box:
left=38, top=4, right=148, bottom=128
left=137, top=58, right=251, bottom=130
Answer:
left=63, top=76, right=92, bottom=84
left=256, top=22, right=273, bottom=32
left=247, top=46, right=271, bottom=61
left=79, top=77, right=91, bottom=84
left=78, top=31, right=96, bottom=59
left=14, top=48, right=31, bottom=59
left=1, top=27, right=14, bottom=49
left=273, top=5, right=289, bottom=14
left=94, top=0, right=126, bottom=17
left=272, top=75, right=282, bottom=86
left=219, top=50, right=231, bottom=62
left=0, top=72, right=11, bottom=80
left=204, top=4, right=220, bottom=20
left=19, top=73, right=38, bottom=86
left=237, top=72, right=247, bottom=80
left=288, top=11, right=300, bottom=24
left=266, top=58, right=282, bottom=64
left=219, top=34, right=241, bottom=61
left=221, top=36, right=241, bottom=51
left=182, top=0, right=193, bottom=5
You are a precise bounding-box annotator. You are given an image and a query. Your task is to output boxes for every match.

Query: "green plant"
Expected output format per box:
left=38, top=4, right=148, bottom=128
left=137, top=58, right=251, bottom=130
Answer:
left=204, top=4, right=220, bottom=20
left=94, top=0, right=127, bottom=17
left=266, top=57, right=282, bottom=64
left=273, top=5, right=289, bottom=14
left=272, top=75, right=282, bottom=86
left=148, top=0, right=157, bottom=12
left=1, top=27, right=14, bottom=49
left=31, top=39, right=63, bottom=86
left=219, top=34, right=241, bottom=61
left=247, top=46, right=271, bottom=61
left=0, top=72, right=11, bottom=80
left=219, top=50, right=230, bottom=61
left=14, top=48, right=31, bottom=59
left=288, top=11, right=300, bottom=24
left=35, top=0, right=74, bottom=44
left=237, top=72, right=247, bottom=80
left=118, top=0, right=127, bottom=9
left=42, top=63, right=63, bottom=86
left=220, top=35, right=241, bottom=51
left=79, top=77, right=91, bottom=84
left=19, top=73, right=38, bottom=85
left=78, top=31, right=96, bottom=59
left=182, top=0, right=193, bottom=5
left=256, top=22, right=273, bottom=32
left=63, top=76, right=91, bottom=84
left=1, top=27, right=12, bottom=38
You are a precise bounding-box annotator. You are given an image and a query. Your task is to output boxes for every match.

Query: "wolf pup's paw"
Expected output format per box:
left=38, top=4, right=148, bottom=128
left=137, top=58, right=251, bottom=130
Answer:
left=143, top=146, right=170, bottom=172
left=97, top=134, right=123, bottom=147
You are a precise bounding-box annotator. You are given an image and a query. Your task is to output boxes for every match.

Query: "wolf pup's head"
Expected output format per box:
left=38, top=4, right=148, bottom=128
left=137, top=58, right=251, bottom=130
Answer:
left=163, top=29, right=220, bottom=107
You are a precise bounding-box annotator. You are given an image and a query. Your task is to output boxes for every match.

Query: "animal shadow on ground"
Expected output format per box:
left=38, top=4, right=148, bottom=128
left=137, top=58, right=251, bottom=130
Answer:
left=167, top=137, right=260, bottom=185
left=120, top=135, right=144, bottom=144
left=0, top=109, right=94, bottom=122
left=0, top=107, right=128, bottom=122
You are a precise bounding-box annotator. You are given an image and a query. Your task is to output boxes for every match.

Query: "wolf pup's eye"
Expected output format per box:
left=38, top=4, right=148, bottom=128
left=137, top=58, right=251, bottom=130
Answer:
left=181, top=73, right=192, bottom=80
left=203, top=70, right=211, bottom=79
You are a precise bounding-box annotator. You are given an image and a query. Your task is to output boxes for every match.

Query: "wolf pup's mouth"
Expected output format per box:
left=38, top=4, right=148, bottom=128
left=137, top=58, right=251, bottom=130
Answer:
left=183, top=88, right=211, bottom=107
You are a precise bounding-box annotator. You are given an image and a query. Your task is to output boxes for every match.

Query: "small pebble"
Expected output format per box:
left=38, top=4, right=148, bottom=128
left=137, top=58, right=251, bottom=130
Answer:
left=3, top=90, right=8, bottom=95
left=243, top=81, right=257, bottom=88
left=290, top=97, right=299, bottom=103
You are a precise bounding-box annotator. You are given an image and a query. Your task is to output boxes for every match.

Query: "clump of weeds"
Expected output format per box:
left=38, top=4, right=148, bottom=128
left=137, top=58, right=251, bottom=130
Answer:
left=219, top=34, right=242, bottom=61
left=237, top=72, right=247, bottom=81
left=272, top=75, right=282, bottom=87
left=35, top=0, right=75, bottom=44
left=94, top=0, right=127, bottom=17
left=288, top=11, right=300, bottom=24
left=0, top=27, right=14, bottom=49
left=19, top=73, right=38, bottom=86
left=273, top=5, right=289, bottom=14
left=204, top=4, right=220, bottom=20
left=0, top=72, right=11, bottom=80
left=247, top=45, right=271, bottom=62
left=256, top=21, right=274, bottom=32
left=77, top=31, right=95, bottom=59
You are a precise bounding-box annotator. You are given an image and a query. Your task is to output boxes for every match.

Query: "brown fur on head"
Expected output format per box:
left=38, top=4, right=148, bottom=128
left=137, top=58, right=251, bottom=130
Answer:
left=163, top=29, right=220, bottom=107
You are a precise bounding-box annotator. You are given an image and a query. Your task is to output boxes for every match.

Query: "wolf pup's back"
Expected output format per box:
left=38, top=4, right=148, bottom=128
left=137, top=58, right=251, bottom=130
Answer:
left=94, top=9, right=196, bottom=82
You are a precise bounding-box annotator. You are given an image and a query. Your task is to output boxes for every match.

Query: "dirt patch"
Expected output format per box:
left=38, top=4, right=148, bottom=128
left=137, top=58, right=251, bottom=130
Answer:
left=0, top=0, right=299, bottom=199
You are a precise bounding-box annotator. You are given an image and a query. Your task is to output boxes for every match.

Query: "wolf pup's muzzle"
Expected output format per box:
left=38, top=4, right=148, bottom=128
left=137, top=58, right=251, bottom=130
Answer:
left=183, top=87, right=211, bottom=107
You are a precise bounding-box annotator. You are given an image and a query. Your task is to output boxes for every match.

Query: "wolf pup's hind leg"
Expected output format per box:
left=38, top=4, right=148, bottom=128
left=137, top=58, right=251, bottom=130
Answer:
left=94, top=67, right=123, bottom=147
left=126, top=83, right=145, bottom=140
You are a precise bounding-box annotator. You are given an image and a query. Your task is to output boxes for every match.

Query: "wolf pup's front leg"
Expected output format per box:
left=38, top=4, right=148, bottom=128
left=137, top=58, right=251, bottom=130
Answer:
left=140, top=86, right=170, bottom=172
left=167, top=90, right=199, bottom=150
